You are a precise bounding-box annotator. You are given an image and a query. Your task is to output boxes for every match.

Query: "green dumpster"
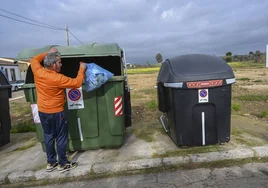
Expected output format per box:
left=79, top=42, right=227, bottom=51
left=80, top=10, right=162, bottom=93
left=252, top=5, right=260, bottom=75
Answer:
left=16, top=43, right=132, bottom=152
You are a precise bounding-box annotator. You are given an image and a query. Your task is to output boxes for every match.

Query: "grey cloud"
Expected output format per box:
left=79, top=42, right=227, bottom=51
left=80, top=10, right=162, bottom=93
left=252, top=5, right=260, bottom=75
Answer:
left=1, top=0, right=268, bottom=64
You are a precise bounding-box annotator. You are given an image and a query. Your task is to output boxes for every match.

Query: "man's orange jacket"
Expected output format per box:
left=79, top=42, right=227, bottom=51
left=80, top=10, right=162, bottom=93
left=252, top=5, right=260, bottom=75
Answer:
left=30, top=53, right=85, bottom=113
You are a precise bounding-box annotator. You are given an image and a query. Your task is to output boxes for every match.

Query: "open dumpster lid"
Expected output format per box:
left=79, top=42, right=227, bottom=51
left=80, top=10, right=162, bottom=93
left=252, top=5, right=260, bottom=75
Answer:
left=14, top=43, right=123, bottom=61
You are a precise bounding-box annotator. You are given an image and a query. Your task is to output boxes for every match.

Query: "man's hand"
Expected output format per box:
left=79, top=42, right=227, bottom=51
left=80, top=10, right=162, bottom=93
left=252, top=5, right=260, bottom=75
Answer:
left=80, top=62, right=87, bottom=69
left=48, top=47, right=58, bottom=53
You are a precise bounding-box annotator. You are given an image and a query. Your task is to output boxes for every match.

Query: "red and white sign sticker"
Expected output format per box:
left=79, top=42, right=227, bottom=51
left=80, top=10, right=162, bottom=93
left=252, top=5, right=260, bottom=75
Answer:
left=31, top=104, right=40, bottom=124
left=66, top=87, right=84, bottom=110
left=114, top=96, right=123, bottom=116
left=198, top=89, right=209, bottom=103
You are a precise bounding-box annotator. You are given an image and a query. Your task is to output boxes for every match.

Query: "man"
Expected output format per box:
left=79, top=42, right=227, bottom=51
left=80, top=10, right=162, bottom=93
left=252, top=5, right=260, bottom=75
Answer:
left=30, top=47, right=86, bottom=173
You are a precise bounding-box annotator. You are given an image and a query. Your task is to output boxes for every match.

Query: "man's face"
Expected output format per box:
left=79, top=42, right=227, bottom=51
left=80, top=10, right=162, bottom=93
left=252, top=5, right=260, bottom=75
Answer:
left=54, top=57, right=62, bottom=72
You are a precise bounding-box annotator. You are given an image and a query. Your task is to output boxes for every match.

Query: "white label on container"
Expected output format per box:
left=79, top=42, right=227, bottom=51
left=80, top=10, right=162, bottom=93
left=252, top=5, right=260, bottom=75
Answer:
left=198, top=89, right=209, bottom=103
left=66, top=87, right=84, bottom=110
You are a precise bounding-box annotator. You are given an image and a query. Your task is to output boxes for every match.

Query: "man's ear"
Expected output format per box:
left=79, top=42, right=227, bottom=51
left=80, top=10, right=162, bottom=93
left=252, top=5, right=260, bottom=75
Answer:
left=52, top=63, right=56, bottom=70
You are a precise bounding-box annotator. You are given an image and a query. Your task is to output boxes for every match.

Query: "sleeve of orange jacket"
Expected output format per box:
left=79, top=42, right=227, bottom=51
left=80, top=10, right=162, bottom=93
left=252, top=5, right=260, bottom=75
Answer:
left=30, top=53, right=47, bottom=74
left=58, top=67, right=86, bottom=88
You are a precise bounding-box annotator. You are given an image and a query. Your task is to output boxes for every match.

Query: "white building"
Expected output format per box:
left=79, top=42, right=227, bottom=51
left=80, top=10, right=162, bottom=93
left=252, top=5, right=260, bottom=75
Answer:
left=0, top=58, right=22, bottom=82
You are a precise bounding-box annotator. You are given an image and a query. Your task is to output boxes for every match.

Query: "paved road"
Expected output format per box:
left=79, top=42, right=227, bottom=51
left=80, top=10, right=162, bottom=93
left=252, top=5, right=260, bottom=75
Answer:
left=9, top=90, right=24, bottom=101
left=11, top=90, right=24, bottom=98
left=29, top=163, right=268, bottom=188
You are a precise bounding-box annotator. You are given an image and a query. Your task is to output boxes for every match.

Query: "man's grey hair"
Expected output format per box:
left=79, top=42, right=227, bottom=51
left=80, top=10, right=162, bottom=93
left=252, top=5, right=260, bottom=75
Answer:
left=43, top=52, right=60, bottom=68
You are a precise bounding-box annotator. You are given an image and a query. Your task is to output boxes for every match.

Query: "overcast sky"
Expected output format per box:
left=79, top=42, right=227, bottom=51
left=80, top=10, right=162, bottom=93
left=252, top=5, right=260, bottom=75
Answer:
left=1, top=0, right=268, bottom=64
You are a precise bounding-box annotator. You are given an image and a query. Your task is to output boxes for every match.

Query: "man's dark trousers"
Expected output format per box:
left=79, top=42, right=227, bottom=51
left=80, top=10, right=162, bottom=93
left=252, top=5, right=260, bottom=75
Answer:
left=39, top=111, right=68, bottom=166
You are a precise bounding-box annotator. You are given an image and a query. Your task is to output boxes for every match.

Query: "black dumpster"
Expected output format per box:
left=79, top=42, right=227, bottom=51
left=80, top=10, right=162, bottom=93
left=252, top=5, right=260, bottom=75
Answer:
left=157, top=54, right=236, bottom=146
left=0, top=70, right=12, bottom=147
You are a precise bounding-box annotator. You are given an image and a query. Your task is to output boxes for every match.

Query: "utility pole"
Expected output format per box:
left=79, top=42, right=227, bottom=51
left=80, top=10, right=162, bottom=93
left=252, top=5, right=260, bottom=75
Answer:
left=66, top=25, right=69, bottom=46
left=266, top=45, right=268, bottom=68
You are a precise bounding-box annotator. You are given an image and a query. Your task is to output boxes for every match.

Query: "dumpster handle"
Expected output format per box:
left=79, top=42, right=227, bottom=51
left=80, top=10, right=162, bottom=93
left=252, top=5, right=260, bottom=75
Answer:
left=202, top=112, right=205, bottom=145
left=160, top=115, right=169, bottom=133
left=122, top=48, right=130, bottom=92
left=77, top=117, right=83, bottom=142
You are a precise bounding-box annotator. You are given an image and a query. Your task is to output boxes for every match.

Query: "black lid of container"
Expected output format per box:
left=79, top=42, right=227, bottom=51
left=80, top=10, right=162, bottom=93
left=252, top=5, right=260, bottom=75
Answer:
left=157, top=54, right=235, bottom=83
left=0, top=70, right=11, bottom=87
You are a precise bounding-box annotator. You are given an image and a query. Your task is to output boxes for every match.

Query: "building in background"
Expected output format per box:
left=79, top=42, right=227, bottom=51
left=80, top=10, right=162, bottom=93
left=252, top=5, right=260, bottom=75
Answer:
left=0, top=58, right=29, bottom=82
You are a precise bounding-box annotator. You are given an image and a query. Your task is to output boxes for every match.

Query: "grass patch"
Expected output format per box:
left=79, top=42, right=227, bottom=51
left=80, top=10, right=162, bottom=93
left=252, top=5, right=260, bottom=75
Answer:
left=131, top=128, right=155, bottom=142
left=11, top=137, right=38, bottom=152
left=130, top=122, right=165, bottom=142
left=258, top=111, right=268, bottom=118
left=231, top=103, right=241, bottom=111
left=236, top=94, right=268, bottom=101
left=233, top=137, right=258, bottom=147
left=11, top=120, right=36, bottom=133
left=180, top=157, right=268, bottom=170
left=232, top=135, right=266, bottom=147
left=10, top=101, right=31, bottom=116
left=139, top=88, right=156, bottom=95
left=231, top=130, right=267, bottom=147
left=228, top=62, right=265, bottom=68
left=254, top=79, right=263, bottom=82
left=152, top=144, right=222, bottom=158
left=231, top=127, right=243, bottom=136
left=127, top=67, right=160, bottom=74
left=237, top=77, right=250, bottom=81
left=130, top=92, right=143, bottom=99
left=145, top=100, right=158, bottom=111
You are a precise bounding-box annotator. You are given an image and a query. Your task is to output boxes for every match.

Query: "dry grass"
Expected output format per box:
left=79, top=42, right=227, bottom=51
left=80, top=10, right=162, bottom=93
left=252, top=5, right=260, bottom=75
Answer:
left=9, top=62, right=268, bottom=140
left=127, top=63, right=268, bottom=149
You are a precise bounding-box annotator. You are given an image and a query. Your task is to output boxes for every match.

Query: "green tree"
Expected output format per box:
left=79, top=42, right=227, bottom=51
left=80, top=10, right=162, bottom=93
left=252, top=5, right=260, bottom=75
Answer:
left=155, top=53, right=163, bottom=63
left=226, top=52, right=232, bottom=56
left=233, top=55, right=239, bottom=61
left=248, top=51, right=254, bottom=61
left=254, top=50, right=262, bottom=62
left=225, top=57, right=232, bottom=62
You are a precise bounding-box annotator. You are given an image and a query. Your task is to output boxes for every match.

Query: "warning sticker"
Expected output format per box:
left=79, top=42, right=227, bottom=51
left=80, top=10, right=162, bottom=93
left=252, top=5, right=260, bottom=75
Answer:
left=114, top=96, right=123, bottom=116
left=66, top=87, right=84, bottom=110
left=198, top=89, right=209, bottom=103
left=31, top=104, right=40, bottom=124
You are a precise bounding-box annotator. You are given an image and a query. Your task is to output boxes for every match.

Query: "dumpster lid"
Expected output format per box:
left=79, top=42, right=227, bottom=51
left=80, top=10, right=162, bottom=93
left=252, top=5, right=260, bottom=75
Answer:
left=0, top=70, right=11, bottom=87
left=14, top=43, right=123, bottom=61
left=157, top=54, right=235, bottom=83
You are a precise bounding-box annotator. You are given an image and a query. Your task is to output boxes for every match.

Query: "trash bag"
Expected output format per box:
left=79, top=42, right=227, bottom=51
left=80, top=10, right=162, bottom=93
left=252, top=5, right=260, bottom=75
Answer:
left=84, top=63, right=114, bottom=92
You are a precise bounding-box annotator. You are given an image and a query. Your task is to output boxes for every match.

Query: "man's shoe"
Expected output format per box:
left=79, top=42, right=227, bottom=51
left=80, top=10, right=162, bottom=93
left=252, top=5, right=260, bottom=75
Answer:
left=46, top=162, right=58, bottom=172
left=57, top=162, right=78, bottom=173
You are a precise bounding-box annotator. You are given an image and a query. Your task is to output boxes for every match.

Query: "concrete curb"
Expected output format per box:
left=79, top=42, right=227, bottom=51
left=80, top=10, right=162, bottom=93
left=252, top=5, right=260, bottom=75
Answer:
left=3, top=146, right=268, bottom=185
left=9, top=96, right=25, bottom=101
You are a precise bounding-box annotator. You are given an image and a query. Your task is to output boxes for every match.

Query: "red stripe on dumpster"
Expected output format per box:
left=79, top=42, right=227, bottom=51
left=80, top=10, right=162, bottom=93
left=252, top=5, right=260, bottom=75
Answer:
left=114, top=96, right=123, bottom=116
left=187, top=80, right=223, bottom=88
left=31, top=104, right=40, bottom=124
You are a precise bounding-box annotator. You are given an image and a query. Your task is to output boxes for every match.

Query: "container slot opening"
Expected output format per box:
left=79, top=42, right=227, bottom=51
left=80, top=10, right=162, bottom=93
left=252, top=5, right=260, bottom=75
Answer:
left=25, top=56, right=122, bottom=83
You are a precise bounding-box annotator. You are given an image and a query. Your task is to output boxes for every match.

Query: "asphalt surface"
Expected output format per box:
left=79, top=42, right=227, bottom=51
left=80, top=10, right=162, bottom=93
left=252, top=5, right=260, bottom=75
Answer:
left=26, top=163, right=268, bottom=188
left=9, top=90, right=24, bottom=101
left=2, top=89, right=268, bottom=187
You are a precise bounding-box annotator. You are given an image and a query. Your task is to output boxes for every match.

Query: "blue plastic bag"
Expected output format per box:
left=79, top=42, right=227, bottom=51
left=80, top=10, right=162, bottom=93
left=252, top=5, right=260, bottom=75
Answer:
left=84, top=63, right=114, bottom=92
